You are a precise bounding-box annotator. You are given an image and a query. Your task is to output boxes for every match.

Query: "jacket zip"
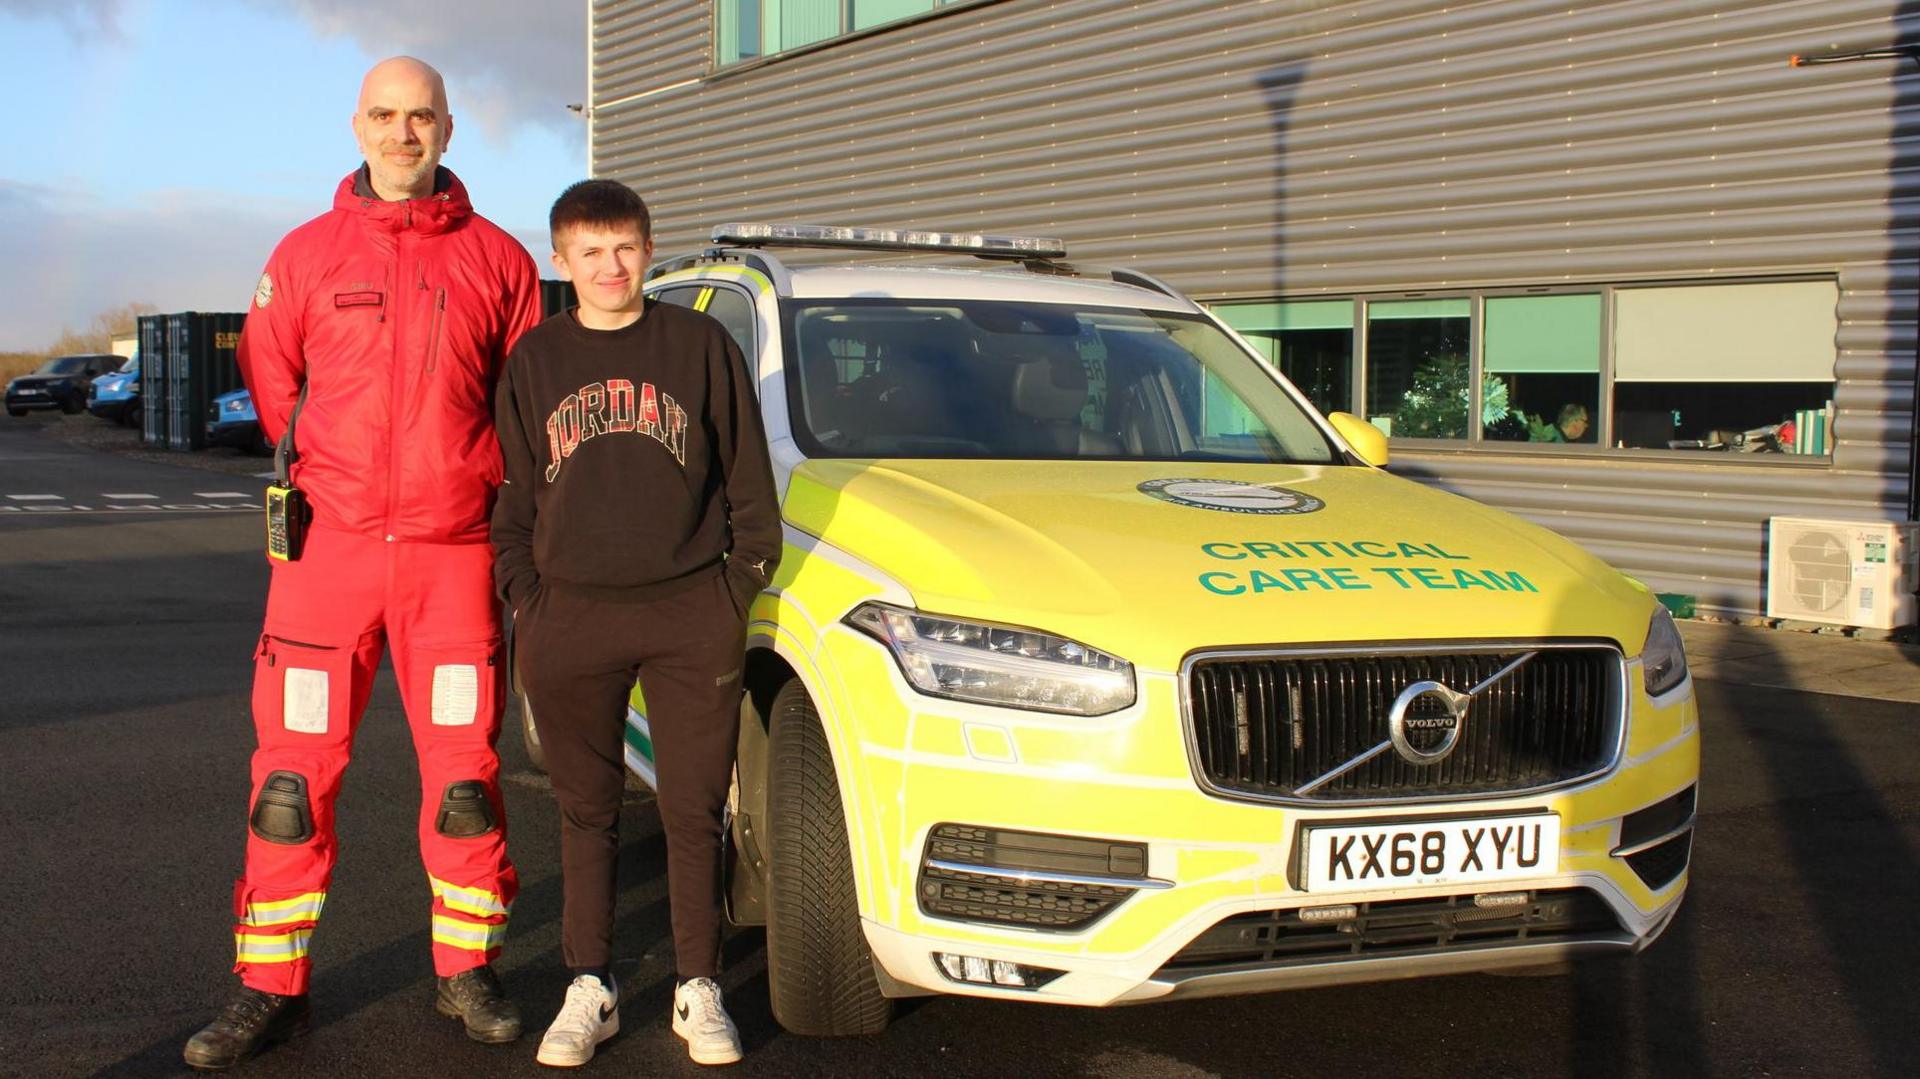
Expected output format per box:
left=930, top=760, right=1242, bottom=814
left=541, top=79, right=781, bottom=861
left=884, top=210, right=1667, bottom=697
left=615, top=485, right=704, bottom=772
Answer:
left=424, top=288, right=447, bottom=373
left=385, top=232, right=410, bottom=535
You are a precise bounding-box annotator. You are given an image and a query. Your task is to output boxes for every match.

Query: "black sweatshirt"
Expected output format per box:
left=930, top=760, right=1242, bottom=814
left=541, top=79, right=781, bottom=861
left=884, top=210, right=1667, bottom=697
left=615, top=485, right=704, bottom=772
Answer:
left=491, top=300, right=781, bottom=612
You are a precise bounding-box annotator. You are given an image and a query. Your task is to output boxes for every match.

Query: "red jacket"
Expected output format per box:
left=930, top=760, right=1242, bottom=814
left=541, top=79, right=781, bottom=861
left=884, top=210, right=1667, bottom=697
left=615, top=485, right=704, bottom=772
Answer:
left=238, top=167, right=542, bottom=544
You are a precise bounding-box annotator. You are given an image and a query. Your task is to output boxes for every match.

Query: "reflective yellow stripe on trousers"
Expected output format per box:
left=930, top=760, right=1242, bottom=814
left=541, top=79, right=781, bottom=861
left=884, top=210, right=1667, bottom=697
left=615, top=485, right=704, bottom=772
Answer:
left=431, top=913, right=507, bottom=952
left=428, top=875, right=509, bottom=919
left=238, top=891, right=326, bottom=927
left=234, top=928, right=313, bottom=965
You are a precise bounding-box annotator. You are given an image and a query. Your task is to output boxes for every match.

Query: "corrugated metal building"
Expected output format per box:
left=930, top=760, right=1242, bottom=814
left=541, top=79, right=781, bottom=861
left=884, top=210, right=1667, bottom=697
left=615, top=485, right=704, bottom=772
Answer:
left=586, top=0, right=1919, bottom=618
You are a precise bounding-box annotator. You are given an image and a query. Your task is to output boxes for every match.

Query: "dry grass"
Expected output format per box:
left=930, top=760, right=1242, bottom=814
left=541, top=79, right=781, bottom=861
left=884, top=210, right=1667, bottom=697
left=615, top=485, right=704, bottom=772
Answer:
left=0, top=352, right=46, bottom=383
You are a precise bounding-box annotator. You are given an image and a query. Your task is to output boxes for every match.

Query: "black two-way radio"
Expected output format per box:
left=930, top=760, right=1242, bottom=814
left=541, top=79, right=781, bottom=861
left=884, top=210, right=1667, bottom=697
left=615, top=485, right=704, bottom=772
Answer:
left=265, top=384, right=312, bottom=562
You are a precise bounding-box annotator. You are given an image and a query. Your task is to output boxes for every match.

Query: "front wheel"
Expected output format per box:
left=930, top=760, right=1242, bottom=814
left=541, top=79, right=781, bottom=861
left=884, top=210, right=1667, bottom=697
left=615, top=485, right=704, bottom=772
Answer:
left=5, top=407, right=25, bottom=418
left=764, top=679, right=891, bottom=1036
left=59, top=395, right=83, bottom=415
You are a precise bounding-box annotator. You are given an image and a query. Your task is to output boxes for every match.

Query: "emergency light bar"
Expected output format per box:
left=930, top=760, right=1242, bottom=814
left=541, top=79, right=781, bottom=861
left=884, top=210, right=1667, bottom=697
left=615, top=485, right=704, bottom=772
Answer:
left=711, top=222, right=1067, bottom=260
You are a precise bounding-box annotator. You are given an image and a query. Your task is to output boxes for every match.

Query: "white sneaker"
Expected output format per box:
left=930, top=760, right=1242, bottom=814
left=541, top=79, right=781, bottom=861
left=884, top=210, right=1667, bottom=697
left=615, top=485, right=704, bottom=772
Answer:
left=536, top=974, right=619, bottom=1068
left=671, top=978, right=743, bottom=1066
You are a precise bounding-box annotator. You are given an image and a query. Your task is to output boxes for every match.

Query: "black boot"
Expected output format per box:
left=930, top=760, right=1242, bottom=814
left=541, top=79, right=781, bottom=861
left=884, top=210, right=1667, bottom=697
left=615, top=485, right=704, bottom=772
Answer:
left=182, top=987, right=310, bottom=1070
left=435, top=965, right=522, bottom=1043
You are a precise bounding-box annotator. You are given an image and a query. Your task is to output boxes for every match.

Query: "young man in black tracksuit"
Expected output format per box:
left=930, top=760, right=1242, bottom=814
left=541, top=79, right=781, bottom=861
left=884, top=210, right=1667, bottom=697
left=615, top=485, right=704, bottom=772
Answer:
left=492, top=180, right=780, bottom=1068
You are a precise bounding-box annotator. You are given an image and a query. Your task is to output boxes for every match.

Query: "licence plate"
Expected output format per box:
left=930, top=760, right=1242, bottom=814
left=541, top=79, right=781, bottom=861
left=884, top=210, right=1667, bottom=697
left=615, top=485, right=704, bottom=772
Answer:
left=18, top=389, right=44, bottom=397
left=1300, top=813, right=1559, bottom=893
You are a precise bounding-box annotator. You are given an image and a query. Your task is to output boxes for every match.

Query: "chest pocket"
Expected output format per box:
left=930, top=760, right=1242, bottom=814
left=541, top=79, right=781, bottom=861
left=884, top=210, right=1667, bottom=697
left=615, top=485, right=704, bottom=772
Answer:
left=333, top=291, right=385, bottom=312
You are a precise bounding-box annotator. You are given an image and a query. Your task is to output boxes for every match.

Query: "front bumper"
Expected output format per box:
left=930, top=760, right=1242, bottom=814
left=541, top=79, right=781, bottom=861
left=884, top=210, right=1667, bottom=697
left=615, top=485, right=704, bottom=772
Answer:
left=814, top=627, right=1699, bottom=1007
left=7, top=388, right=74, bottom=411
left=89, top=393, right=136, bottom=419
left=206, top=419, right=261, bottom=449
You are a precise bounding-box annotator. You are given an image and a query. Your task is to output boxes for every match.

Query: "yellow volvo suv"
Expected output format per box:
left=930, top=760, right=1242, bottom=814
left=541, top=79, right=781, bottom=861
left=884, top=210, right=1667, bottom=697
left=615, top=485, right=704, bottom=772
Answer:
left=518, top=224, right=1699, bottom=1036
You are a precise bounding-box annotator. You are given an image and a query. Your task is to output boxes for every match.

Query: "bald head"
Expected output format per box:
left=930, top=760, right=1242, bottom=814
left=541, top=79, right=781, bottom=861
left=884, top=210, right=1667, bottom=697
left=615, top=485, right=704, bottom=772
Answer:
left=352, top=56, right=453, bottom=201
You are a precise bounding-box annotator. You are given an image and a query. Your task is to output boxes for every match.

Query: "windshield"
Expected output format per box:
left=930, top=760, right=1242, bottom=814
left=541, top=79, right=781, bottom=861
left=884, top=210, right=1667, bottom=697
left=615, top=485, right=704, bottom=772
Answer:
left=117, top=356, right=138, bottom=374
left=35, top=356, right=91, bottom=376
left=784, top=300, right=1338, bottom=463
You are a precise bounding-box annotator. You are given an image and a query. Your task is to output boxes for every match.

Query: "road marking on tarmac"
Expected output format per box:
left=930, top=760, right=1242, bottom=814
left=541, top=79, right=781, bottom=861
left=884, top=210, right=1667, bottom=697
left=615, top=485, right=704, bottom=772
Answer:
left=0, top=490, right=261, bottom=516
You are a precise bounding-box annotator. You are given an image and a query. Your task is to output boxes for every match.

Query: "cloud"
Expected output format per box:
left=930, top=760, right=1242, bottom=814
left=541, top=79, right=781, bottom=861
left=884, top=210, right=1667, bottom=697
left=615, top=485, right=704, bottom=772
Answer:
left=248, top=0, right=587, bottom=143
left=0, top=0, right=124, bottom=37
left=0, top=184, right=309, bottom=349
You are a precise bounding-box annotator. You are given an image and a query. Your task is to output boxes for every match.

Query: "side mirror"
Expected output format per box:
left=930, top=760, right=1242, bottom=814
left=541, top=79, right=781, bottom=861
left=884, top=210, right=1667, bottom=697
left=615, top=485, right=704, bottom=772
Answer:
left=1327, top=412, right=1390, bottom=467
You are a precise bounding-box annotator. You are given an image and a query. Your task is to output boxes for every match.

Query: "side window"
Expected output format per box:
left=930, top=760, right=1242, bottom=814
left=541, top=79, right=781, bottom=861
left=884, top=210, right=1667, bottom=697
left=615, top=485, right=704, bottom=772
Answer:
left=700, top=287, right=757, bottom=357
left=652, top=285, right=704, bottom=309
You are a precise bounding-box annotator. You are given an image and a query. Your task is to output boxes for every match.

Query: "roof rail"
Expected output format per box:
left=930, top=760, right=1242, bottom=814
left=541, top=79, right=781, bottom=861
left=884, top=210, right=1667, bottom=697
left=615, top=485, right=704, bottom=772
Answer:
left=1106, top=267, right=1180, bottom=298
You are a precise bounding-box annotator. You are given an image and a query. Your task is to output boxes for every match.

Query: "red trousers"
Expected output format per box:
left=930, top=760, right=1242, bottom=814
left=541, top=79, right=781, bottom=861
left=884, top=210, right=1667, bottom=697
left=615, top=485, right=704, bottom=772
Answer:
left=232, top=526, right=517, bottom=995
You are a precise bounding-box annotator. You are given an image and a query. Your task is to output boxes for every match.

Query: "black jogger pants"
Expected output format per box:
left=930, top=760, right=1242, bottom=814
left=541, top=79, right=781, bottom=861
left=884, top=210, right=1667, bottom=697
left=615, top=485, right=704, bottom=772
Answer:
left=515, top=570, right=745, bottom=978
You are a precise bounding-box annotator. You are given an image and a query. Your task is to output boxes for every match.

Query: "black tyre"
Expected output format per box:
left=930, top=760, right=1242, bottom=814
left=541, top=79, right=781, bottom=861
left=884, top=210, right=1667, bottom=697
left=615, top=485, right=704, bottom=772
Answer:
left=5, top=407, right=25, bottom=418
left=59, top=395, right=83, bottom=415
left=765, top=679, right=891, bottom=1036
left=519, top=692, right=548, bottom=773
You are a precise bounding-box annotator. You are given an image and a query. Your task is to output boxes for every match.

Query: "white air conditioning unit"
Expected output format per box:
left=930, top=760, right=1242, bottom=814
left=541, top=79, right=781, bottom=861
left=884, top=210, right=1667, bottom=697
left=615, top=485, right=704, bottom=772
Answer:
left=1766, top=517, right=1919, bottom=629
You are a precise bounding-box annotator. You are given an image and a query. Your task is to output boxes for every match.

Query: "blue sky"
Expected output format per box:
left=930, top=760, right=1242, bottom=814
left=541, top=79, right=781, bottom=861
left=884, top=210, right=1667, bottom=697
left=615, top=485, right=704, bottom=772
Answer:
left=0, top=0, right=587, bottom=349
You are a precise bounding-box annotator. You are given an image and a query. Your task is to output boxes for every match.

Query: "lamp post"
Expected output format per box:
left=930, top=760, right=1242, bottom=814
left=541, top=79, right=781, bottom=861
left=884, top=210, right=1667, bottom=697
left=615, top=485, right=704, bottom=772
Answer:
left=1791, top=46, right=1920, bottom=521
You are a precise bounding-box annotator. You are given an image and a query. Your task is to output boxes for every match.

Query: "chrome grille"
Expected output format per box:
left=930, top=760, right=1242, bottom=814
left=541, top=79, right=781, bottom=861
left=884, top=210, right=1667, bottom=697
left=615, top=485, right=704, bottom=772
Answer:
left=1184, top=645, right=1621, bottom=803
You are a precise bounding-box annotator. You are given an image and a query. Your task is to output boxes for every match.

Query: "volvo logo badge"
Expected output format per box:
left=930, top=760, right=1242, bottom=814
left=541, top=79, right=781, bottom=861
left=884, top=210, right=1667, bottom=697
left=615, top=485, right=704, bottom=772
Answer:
left=1387, top=680, right=1470, bottom=765
left=1290, top=651, right=1540, bottom=797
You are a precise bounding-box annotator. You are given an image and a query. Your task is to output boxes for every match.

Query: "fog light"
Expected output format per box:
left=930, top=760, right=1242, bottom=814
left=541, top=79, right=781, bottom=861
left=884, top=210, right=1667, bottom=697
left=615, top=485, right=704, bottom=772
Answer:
left=933, top=952, right=1064, bottom=990
left=1474, top=891, right=1529, bottom=909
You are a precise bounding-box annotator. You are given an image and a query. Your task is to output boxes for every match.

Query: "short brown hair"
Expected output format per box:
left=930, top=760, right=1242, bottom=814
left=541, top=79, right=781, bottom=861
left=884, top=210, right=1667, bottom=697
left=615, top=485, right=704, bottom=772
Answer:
left=549, top=179, right=651, bottom=249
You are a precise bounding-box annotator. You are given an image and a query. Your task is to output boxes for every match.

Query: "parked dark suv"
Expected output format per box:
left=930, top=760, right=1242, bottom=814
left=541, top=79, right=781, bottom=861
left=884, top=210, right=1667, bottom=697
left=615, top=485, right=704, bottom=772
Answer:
left=6, top=354, right=122, bottom=416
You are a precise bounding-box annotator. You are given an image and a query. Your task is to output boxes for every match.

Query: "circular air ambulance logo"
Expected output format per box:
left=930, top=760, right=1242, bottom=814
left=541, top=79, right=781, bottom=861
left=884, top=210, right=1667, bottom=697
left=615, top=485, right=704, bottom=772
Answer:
left=254, top=272, right=274, bottom=309
left=1137, top=478, right=1325, bottom=515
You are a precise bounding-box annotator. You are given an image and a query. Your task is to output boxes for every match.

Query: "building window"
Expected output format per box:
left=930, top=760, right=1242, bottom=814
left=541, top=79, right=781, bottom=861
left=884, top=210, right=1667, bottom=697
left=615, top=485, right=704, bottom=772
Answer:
left=715, top=1, right=980, bottom=67
left=1483, top=293, right=1601, bottom=444
left=1611, top=281, right=1839, bottom=454
left=1213, top=300, right=1353, bottom=417
left=1205, top=278, right=1838, bottom=459
left=1365, top=298, right=1471, bottom=440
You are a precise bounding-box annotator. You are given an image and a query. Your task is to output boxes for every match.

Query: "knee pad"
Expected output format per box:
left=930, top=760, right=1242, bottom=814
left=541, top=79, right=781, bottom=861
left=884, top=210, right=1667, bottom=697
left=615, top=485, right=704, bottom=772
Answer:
left=435, top=780, right=497, bottom=838
left=250, top=771, right=314, bottom=845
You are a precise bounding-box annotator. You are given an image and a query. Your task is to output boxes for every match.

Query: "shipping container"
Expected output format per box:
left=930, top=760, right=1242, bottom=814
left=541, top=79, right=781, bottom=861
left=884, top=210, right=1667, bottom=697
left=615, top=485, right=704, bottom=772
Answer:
left=541, top=278, right=578, bottom=319
left=137, top=315, right=169, bottom=448
left=163, top=312, right=246, bottom=451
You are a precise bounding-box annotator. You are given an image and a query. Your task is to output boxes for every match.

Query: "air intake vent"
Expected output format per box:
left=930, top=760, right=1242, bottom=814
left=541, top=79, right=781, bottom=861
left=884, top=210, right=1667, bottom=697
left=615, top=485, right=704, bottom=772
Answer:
left=1159, top=889, right=1619, bottom=974
left=918, top=824, right=1149, bottom=931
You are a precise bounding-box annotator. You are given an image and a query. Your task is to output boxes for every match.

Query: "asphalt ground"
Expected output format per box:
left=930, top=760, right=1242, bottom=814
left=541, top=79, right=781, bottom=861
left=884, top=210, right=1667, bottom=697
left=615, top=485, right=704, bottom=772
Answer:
left=2, top=415, right=1916, bottom=1078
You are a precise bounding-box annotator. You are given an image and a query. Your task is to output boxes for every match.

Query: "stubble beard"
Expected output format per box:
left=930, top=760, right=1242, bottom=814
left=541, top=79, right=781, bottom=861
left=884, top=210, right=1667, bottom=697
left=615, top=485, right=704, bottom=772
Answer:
left=367, top=147, right=438, bottom=200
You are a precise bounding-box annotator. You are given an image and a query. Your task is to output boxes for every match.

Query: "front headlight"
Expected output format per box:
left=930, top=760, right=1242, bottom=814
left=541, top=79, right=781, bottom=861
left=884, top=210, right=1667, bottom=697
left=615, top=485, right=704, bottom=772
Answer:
left=1642, top=606, right=1689, bottom=697
left=225, top=398, right=247, bottom=412
left=845, top=602, right=1135, bottom=716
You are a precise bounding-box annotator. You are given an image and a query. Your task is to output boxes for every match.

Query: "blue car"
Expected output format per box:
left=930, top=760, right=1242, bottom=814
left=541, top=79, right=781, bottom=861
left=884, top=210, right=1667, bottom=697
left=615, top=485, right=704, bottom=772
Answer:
left=88, top=356, right=141, bottom=426
left=206, top=387, right=270, bottom=454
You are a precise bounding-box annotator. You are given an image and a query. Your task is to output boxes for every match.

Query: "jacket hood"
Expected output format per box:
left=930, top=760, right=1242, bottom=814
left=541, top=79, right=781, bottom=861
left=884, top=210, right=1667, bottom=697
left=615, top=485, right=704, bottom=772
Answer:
left=784, top=459, right=1657, bottom=671
left=332, top=165, right=470, bottom=236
